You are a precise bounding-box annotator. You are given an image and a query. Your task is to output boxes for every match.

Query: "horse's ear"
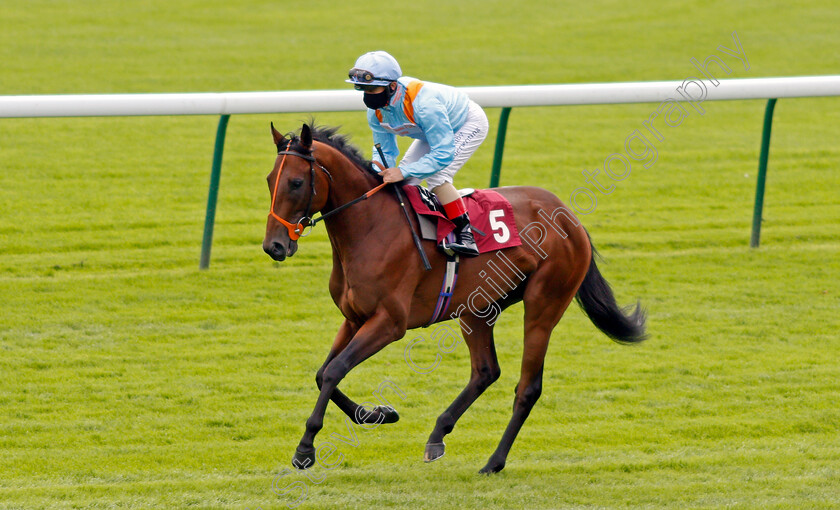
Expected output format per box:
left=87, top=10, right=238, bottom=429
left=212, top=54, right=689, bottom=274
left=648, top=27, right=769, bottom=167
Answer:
left=300, top=123, right=313, bottom=149
left=271, top=122, right=287, bottom=148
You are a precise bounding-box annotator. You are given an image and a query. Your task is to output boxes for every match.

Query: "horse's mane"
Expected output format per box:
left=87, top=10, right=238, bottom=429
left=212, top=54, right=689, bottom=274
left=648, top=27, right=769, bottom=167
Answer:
left=288, top=123, right=381, bottom=181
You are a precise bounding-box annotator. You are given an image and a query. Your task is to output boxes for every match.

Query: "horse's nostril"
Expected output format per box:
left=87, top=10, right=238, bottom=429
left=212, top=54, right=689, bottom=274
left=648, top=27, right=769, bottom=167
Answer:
left=264, top=241, right=287, bottom=261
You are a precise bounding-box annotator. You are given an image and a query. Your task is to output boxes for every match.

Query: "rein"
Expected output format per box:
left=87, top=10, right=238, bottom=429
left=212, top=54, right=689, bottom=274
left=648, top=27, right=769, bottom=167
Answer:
left=269, top=143, right=387, bottom=240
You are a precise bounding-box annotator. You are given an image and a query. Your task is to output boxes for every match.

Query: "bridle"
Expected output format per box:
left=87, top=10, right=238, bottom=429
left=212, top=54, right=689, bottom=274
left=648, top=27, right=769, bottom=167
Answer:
left=268, top=142, right=327, bottom=240
left=268, top=141, right=387, bottom=241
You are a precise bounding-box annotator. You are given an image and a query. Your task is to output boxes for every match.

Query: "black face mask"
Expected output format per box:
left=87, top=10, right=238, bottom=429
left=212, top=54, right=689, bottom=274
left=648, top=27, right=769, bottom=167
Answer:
left=363, top=88, right=391, bottom=109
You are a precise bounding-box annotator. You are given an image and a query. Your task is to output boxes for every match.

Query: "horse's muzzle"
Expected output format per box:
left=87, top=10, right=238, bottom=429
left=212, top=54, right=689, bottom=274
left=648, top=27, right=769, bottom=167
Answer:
left=264, top=239, right=298, bottom=261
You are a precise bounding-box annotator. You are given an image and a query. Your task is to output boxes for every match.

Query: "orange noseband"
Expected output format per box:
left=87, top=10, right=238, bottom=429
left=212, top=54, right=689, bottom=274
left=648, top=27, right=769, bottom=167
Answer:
left=268, top=142, right=314, bottom=241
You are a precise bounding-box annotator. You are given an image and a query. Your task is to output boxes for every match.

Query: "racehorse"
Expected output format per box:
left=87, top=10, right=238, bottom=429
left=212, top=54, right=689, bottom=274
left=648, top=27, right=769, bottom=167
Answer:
left=263, top=123, right=646, bottom=474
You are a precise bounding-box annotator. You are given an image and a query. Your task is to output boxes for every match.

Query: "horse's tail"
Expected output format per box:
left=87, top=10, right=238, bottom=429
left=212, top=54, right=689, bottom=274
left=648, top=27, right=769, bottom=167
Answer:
left=575, top=235, right=647, bottom=344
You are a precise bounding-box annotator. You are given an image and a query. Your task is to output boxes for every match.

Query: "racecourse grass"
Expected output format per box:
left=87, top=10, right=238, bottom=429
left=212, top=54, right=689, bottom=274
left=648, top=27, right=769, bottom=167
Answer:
left=2, top=1, right=840, bottom=509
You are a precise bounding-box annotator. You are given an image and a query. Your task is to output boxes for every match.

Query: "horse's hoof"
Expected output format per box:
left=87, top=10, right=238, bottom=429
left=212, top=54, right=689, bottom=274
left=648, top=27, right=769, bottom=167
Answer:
left=376, top=405, right=400, bottom=424
left=424, top=442, right=445, bottom=462
left=356, top=405, right=399, bottom=424
left=478, top=458, right=505, bottom=474
left=292, top=446, right=316, bottom=470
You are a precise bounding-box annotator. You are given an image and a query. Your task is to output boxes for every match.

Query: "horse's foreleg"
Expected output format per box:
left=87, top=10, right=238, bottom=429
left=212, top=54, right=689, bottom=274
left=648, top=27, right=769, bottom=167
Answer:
left=424, top=316, right=500, bottom=462
left=293, top=311, right=404, bottom=469
left=316, top=320, right=399, bottom=425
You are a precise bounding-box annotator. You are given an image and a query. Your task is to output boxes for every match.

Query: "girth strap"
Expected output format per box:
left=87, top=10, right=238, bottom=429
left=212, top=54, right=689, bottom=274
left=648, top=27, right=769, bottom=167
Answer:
left=425, top=253, right=460, bottom=327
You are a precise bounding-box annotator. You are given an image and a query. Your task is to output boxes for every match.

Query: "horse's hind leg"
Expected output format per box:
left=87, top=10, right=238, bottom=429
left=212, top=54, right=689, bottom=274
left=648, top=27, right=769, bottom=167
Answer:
left=479, top=274, right=578, bottom=474
left=424, top=315, right=500, bottom=462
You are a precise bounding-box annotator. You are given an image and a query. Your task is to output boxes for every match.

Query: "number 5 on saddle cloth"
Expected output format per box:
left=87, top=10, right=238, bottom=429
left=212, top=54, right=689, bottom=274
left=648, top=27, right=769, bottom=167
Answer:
left=403, top=185, right=521, bottom=253
left=402, top=185, right=522, bottom=326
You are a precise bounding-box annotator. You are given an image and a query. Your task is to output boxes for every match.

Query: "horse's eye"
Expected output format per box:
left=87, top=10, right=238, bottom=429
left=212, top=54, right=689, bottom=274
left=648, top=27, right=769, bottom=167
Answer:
left=289, top=178, right=304, bottom=190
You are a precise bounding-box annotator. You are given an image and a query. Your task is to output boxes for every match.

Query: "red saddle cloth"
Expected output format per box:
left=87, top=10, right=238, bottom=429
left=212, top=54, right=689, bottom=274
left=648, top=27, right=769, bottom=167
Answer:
left=402, top=186, right=521, bottom=253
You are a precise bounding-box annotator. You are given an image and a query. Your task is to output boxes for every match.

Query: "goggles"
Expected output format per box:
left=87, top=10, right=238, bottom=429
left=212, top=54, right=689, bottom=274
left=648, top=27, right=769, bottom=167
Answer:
left=348, top=68, right=390, bottom=90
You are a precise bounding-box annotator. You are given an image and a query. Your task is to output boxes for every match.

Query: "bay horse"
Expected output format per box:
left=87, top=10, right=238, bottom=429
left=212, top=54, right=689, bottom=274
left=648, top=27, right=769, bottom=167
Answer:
left=263, top=123, right=646, bottom=474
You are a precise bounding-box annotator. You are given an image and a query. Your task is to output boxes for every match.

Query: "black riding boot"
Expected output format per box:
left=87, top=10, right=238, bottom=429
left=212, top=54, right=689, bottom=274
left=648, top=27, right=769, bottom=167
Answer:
left=444, top=213, right=480, bottom=257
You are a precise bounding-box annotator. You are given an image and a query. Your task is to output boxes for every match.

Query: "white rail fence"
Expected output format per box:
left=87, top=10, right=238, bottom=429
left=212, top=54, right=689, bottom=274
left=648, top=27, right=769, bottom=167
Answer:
left=2, top=76, right=839, bottom=116
left=2, top=75, right=839, bottom=266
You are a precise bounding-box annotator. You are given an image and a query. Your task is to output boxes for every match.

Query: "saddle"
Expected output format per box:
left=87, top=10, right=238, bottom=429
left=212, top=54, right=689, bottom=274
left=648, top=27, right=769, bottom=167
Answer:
left=402, top=185, right=522, bottom=254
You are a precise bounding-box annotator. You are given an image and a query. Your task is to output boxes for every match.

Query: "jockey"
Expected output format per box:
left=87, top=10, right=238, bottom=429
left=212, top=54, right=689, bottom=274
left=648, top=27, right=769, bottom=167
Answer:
left=346, top=50, right=489, bottom=257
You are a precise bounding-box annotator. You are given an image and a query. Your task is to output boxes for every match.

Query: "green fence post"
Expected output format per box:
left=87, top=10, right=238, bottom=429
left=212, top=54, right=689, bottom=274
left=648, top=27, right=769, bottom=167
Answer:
left=750, top=99, right=777, bottom=248
left=489, top=107, right=512, bottom=188
left=200, top=114, right=231, bottom=269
